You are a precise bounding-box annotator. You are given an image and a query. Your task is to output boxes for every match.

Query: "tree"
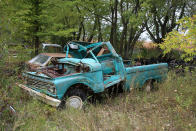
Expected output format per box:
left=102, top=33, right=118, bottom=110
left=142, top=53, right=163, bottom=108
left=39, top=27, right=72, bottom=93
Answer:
left=76, top=0, right=110, bottom=42
left=160, top=15, right=196, bottom=61
left=49, top=0, right=81, bottom=44
left=80, top=0, right=147, bottom=58
left=2, top=0, right=195, bottom=60
left=0, top=0, right=12, bottom=41
left=11, top=0, right=53, bottom=55
left=144, top=0, right=195, bottom=43
left=119, top=0, right=146, bottom=58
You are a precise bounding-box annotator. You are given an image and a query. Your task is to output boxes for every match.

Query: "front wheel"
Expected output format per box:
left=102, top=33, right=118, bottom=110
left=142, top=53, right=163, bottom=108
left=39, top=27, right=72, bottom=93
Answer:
left=66, top=96, right=84, bottom=109
left=60, top=88, right=87, bottom=109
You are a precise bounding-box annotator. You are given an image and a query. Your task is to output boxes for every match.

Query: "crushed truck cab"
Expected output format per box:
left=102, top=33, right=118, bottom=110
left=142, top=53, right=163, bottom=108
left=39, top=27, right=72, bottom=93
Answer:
left=18, top=41, right=168, bottom=108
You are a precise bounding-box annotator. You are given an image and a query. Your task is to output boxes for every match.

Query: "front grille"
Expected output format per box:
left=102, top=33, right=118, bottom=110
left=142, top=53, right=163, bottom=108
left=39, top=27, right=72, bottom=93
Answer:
left=26, top=77, right=55, bottom=93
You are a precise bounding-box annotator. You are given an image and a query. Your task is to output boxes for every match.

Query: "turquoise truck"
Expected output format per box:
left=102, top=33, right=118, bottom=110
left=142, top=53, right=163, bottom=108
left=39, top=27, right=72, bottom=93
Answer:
left=17, top=41, right=168, bottom=109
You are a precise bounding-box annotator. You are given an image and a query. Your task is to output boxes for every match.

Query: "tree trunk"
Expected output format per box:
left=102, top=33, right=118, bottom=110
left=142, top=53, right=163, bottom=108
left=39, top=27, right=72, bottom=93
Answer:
left=34, top=36, right=39, bottom=55
left=97, top=17, right=103, bottom=42
left=82, top=23, right=86, bottom=41
left=77, top=22, right=83, bottom=40
left=33, top=0, right=40, bottom=55
left=110, top=5, right=114, bottom=45
left=113, top=0, right=118, bottom=48
left=88, top=18, right=97, bottom=42
left=110, top=0, right=118, bottom=48
left=119, top=0, right=128, bottom=56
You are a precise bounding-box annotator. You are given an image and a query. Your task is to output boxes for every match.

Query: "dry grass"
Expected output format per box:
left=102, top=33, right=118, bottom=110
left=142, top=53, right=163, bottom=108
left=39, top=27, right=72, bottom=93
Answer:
left=1, top=71, right=196, bottom=131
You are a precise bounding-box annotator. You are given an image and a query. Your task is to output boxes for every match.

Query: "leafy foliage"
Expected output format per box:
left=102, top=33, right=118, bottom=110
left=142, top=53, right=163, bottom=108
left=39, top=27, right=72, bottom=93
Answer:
left=1, top=0, right=195, bottom=58
left=160, top=15, right=196, bottom=61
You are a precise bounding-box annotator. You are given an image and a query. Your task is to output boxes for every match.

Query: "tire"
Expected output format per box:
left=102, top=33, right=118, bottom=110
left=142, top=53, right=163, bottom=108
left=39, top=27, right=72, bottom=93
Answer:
left=60, top=88, right=87, bottom=109
left=143, top=80, right=154, bottom=92
left=108, top=83, right=124, bottom=97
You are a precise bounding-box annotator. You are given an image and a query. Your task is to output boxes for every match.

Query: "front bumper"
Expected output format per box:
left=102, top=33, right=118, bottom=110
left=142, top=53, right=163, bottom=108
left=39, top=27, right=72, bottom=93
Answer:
left=16, top=83, right=61, bottom=107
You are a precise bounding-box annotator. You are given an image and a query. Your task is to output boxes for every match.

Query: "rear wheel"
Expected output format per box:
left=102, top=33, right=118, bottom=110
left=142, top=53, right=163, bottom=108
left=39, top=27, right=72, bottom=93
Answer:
left=143, top=80, right=154, bottom=92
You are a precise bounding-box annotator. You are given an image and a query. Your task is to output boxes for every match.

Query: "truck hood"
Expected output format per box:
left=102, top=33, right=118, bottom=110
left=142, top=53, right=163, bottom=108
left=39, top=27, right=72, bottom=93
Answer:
left=24, top=72, right=52, bottom=79
left=24, top=58, right=101, bottom=79
left=58, top=58, right=101, bottom=72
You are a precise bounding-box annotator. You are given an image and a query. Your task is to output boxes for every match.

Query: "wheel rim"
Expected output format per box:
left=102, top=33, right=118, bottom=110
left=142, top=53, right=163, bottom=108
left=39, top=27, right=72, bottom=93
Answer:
left=145, top=85, right=151, bottom=92
left=66, top=96, right=83, bottom=109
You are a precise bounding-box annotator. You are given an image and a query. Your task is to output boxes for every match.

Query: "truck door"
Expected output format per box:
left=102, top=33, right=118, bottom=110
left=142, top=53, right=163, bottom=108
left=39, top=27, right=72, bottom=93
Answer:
left=92, top=44, right=123, bottom=88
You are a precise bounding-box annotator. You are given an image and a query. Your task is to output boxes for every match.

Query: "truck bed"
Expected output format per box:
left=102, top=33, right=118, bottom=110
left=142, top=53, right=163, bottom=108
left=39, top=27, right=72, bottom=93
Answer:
left=125, top=63, right=168, bottom=90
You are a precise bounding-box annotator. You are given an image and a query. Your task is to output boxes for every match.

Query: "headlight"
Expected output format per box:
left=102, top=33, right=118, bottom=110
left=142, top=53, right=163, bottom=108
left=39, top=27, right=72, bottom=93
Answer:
left=83, top=66, right=90, bottom=72
left=47, top=87, right=56, bottom=94
left=83, top=64, right=90, bottom=72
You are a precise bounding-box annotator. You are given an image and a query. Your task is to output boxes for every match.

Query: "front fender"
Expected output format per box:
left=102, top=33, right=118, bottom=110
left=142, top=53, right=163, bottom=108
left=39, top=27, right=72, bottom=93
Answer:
left=54, top=71, right=104, bottom=99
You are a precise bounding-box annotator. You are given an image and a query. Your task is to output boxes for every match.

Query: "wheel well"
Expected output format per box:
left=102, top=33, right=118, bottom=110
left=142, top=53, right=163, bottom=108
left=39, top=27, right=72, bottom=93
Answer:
left=65, top=83, right=94, bottom=97
left=59, top=83, right=94, bottom=109
left=145, top=79, right=156, bottom=84
left=105, top=81, right=124, bottom=94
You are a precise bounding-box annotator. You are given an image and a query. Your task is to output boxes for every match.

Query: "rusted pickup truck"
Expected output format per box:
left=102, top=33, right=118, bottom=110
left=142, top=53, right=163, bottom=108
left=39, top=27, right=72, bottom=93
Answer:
left=17, top=41, right=168, bottom=109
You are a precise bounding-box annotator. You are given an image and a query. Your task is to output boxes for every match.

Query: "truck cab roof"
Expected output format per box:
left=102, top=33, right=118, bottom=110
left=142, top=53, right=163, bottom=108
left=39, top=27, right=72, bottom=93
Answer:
left=64, top=41, right=118, bottom=59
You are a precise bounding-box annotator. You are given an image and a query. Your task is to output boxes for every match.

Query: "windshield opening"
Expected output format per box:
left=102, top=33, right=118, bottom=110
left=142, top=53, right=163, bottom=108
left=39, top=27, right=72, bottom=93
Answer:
left=64, top=42, right=102, bottom=59
left=29, top=54, right=50, bottom=66
left=85, top=44, right=111, bottom=60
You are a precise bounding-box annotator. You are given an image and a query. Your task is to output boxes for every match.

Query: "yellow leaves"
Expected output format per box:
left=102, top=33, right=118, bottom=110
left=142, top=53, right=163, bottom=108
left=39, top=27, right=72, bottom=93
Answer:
left=160, top=15, right=196, bottom=61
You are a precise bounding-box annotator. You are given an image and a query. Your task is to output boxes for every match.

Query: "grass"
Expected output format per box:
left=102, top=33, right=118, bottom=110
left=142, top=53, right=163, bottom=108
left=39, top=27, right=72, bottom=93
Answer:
left=1, top=68, right=196, bottom=130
